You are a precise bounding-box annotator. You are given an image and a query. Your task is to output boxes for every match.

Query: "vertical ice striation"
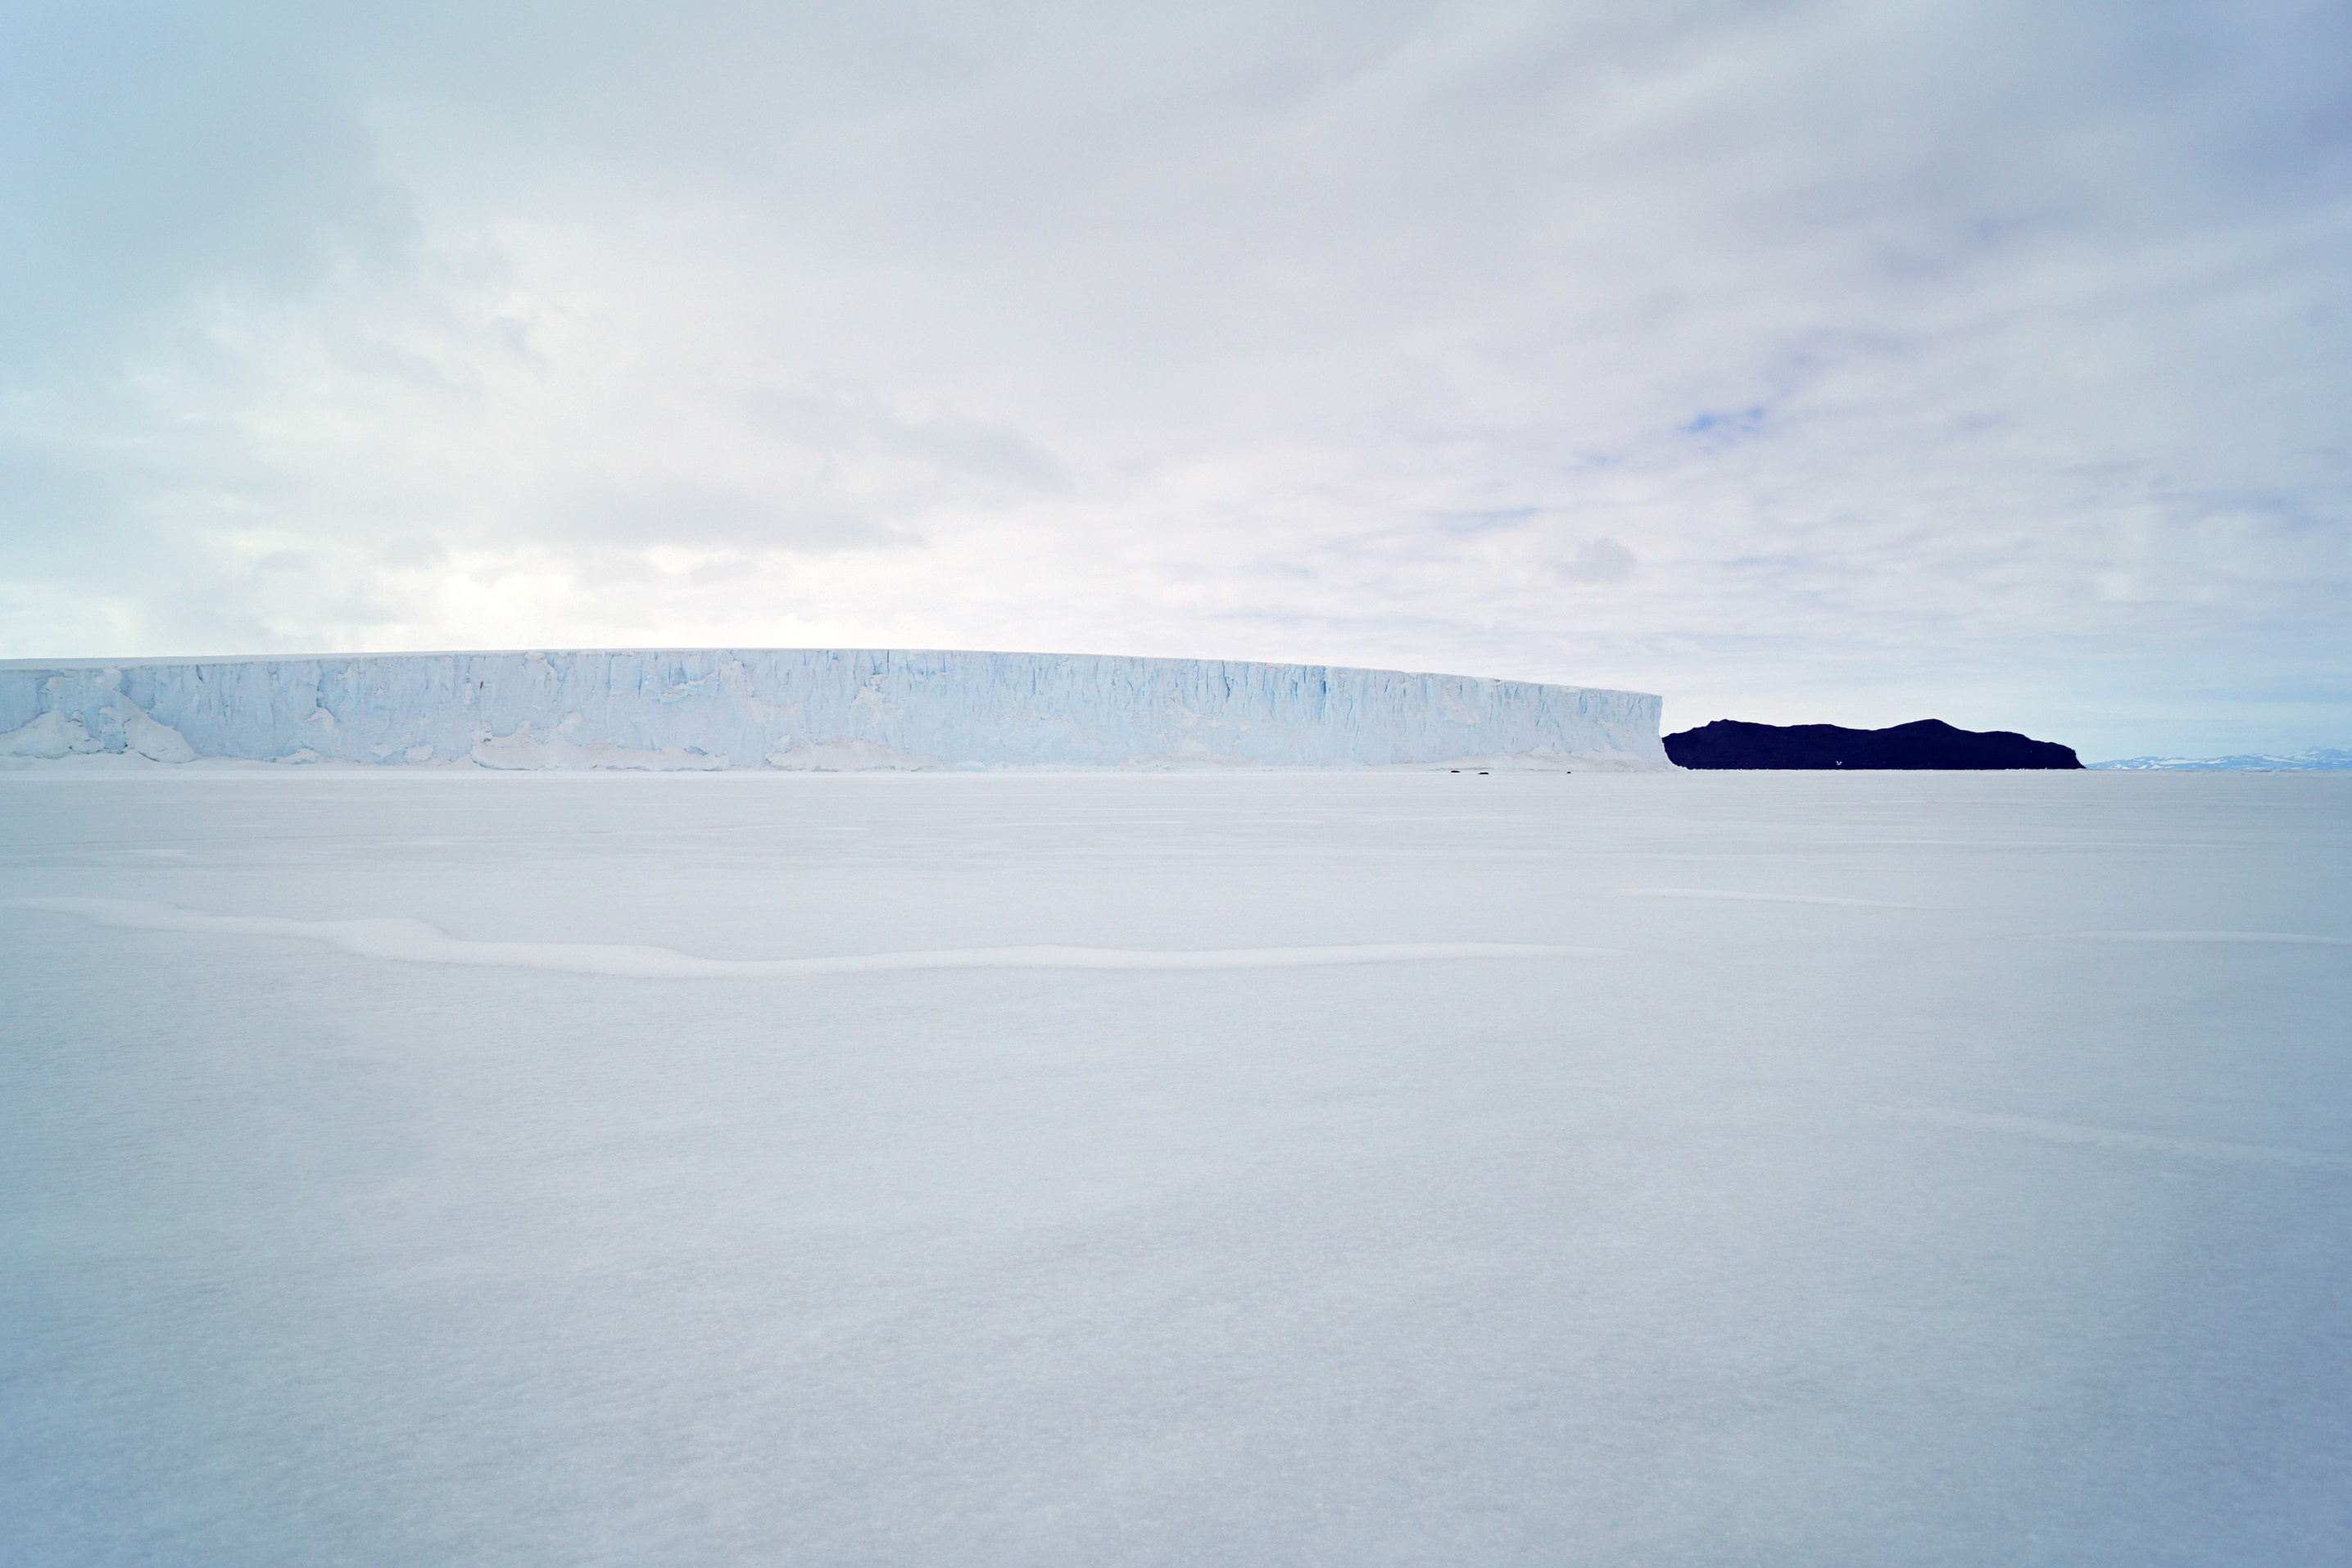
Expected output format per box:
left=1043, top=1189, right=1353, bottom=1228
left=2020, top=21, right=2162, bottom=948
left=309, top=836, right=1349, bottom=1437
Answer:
left=0, top=650, right=1669, bottom=768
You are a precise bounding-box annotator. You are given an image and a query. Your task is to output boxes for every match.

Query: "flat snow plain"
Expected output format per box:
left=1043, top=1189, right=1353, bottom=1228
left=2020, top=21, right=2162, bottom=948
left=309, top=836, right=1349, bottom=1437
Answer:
left=3, top=768, right=2347, bottom=1566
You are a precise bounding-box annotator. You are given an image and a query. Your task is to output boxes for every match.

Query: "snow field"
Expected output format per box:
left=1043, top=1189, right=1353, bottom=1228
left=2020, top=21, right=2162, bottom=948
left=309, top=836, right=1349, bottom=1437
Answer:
left=2, top=768, right=2347, bottom=1566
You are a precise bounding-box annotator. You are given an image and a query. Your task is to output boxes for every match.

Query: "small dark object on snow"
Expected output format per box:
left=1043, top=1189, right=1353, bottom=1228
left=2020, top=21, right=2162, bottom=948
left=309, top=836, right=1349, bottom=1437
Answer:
left=1663, top=718, right=2082, bottom=770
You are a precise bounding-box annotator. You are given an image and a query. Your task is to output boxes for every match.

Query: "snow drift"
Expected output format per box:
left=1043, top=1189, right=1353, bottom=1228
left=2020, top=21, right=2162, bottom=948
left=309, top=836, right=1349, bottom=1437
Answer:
left=0, top=650, right=1667, bottom=770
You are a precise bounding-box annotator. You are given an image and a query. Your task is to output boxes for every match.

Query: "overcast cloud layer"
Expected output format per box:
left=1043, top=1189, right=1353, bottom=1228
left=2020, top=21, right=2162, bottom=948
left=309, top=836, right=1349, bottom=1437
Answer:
left=3, top=0, right=2345, bottom=755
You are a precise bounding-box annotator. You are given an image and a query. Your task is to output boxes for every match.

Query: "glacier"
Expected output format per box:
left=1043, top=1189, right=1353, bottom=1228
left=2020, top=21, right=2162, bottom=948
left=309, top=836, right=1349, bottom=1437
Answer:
left=0, top=649, right=1668, bottom=770
left=2090, top=746, right=2352, bottom=771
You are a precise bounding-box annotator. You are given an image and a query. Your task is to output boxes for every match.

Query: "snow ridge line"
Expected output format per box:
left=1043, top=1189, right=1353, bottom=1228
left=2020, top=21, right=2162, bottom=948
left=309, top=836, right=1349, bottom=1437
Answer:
left=2073, top=930, right=2352, bottom=945
left=1609, top=887, right=1931, bottom=908
left=3, top=898, right=1616, bottom=978
left=1870, top=1102, right=2352, bottom=1174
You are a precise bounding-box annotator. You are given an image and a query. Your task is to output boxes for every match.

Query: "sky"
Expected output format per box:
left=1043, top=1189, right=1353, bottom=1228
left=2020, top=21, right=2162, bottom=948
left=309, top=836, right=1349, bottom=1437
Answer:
left=2, top=0, right=2345, bottom=759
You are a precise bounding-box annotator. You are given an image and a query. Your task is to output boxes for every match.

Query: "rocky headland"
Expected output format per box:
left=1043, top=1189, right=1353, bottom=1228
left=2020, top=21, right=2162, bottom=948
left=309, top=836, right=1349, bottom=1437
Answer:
left=1664, top=718, right=2082, bottom=770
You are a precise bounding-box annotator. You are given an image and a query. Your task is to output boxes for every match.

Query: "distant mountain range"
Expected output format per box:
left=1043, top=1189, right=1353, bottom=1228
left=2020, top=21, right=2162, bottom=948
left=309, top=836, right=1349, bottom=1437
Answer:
left=2089, top=747, right=2352, bottom=771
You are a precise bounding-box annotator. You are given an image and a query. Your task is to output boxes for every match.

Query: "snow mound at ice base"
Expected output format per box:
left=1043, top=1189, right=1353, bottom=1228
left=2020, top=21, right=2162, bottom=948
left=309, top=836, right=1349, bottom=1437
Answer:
left=0, top=673, right=197, bottom=764
left=0, top=649, right=1668, bottom=770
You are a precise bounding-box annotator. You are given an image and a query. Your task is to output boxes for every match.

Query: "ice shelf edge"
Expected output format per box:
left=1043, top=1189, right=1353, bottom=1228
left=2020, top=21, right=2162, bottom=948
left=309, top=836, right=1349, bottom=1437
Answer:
left=0, top=648, right=1670, bottom=770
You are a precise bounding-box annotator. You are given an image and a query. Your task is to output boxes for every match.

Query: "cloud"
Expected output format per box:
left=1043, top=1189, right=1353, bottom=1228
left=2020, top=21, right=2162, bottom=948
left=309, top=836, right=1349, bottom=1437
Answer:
left=1559, top=539, right=1637, bottom=583
left=546, top=481, right=904, bottom=552
left=0, top=1, right=2345, bottom=754
left=0, top=2, right=413, bottom=375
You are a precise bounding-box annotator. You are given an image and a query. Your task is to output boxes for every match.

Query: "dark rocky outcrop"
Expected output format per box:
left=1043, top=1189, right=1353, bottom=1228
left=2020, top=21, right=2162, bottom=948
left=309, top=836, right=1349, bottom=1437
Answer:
left=1664, top=718, right=2082, bottom=770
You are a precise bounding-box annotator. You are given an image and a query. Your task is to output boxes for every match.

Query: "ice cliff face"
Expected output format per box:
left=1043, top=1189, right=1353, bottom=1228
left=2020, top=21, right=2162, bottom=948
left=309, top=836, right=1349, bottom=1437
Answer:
left=0, top=650, right=1667, bottom=769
